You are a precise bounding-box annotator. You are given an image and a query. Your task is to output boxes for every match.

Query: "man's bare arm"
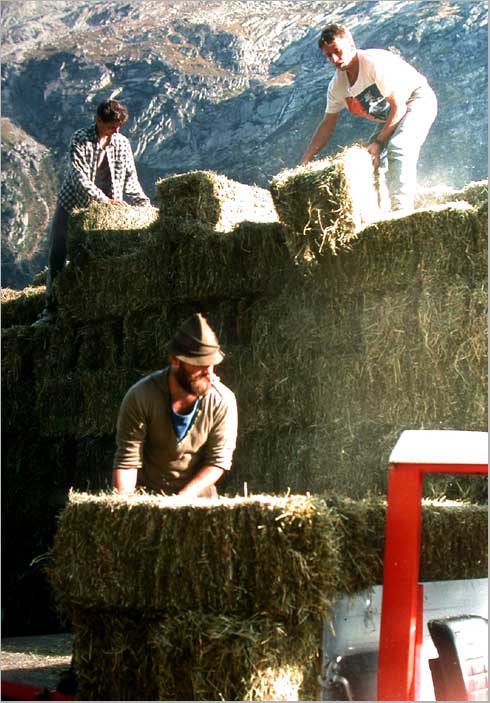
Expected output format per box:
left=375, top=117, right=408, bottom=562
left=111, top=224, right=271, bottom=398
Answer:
left=178, top=465, right=224, bottom=497
left=112, top=467, right=138, bottom=493
left=300, top=112, right=339, bottom=165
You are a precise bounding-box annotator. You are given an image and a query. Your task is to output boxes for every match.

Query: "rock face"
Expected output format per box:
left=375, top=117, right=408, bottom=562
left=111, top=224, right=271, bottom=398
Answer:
left=1, top=0, right=487, bottom=287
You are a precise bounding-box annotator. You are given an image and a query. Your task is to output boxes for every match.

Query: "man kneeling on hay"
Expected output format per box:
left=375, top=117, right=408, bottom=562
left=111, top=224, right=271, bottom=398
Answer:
left=112, top=313, right=238, bottom=497
left=300, top=24, right=437, bottom=212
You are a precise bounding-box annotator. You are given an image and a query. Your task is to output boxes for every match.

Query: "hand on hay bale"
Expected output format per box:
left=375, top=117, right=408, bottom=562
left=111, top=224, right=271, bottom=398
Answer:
left=112, top=313, right=238, bottom=498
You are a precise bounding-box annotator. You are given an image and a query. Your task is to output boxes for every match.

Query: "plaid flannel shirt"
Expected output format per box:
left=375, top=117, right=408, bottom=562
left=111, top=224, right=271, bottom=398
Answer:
left=58, top=124, right=150, bottom=211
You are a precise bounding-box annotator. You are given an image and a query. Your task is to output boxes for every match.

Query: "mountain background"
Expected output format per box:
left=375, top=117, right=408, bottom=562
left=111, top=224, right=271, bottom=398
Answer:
left=1, top=0, right=488, bottom=289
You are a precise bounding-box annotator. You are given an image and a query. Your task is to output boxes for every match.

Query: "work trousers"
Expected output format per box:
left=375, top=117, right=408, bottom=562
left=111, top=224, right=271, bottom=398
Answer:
left=374, top=83, right=438, bottom=211
left=45, top=202, right=70, bottom=310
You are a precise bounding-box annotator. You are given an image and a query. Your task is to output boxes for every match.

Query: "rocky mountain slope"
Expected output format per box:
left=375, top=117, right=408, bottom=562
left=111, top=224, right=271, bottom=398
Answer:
left=1, top=0, right=487, bottom=288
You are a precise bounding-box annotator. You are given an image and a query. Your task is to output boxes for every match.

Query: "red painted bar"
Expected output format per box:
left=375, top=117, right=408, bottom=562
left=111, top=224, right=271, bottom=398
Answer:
left=377, top=429, right=487, bottom=701
left=1, top=680, right=74, bottom=701
left=377, top=463, right=424, bottom=700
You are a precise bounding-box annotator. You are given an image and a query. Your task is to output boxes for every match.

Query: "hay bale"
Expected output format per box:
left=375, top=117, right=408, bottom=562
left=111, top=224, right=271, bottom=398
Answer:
left=57, top=219, right=291, bottom=324
left=48, top=492, right=342, bottom=623
left=415, top=179, right=488, bottom=210
left=36, top=368, right=144, bottom=438
left=70, top=609, right=320, bottom=701
left=68, top=202, right=159, bottom=259
left=1, top=324, right=50, bottom=431
left=1, top=286, right=46, bottom=328
left=270, top=145, right=380, bottom=261
left=218, top=201, right=487, bottom=495
left=155, top=170, right=278, bottom=231
left=49, top=493, right=487, bottom=619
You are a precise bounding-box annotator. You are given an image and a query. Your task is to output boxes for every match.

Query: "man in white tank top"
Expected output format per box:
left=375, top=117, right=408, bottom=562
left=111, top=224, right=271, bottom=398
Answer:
left=300, top=24, right=437, bottom=212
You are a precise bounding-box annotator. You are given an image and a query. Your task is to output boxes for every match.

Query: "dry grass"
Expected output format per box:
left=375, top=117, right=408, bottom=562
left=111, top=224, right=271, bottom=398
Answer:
left=155, top=169, right=278, bottom=232
left=270, top=145, right=380, bottom=262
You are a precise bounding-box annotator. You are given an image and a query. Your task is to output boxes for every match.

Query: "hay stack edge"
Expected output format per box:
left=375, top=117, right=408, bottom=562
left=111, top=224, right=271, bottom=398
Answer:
left=48, top=491, right=487, bottom=701
left=2, top=151, right=488, bottom=686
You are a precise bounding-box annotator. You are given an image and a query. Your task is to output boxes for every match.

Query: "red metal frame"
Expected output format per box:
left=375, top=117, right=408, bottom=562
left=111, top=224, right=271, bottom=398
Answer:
left=1, top=680, right=74, bottom=700
left=377, top=450, right=487, bottom=701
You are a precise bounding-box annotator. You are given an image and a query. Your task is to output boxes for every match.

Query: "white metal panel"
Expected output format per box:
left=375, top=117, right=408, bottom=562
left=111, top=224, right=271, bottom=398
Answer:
left=389, top=430, right=488, bottom=465
left=322, top=578, right=488, bottom=701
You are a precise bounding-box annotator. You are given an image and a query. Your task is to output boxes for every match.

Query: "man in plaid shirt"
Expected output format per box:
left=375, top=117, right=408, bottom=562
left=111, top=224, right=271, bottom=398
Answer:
left=35, top=99, right=150, bottom=325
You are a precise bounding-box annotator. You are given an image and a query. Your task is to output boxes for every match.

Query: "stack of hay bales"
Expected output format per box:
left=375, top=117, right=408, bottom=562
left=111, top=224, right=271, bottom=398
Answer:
left=222, top=182, right=487, bottom=498
left=0, top=174, right=290, bottom=635
left=2, top=159, right=487, bottom=636
left=48, top=491, right=487, bottom=701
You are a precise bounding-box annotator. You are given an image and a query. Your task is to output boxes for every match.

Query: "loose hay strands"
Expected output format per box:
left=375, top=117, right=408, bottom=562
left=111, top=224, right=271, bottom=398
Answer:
left=270, top=145, right=380, bottom=261
left=155, top=170, right=278, bottom=232
left=68, top=202, right=159, bottom=259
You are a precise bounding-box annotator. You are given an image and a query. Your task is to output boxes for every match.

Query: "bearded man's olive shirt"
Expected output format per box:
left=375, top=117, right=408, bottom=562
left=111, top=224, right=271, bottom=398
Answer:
left=114, top=368, right=238, bottom=493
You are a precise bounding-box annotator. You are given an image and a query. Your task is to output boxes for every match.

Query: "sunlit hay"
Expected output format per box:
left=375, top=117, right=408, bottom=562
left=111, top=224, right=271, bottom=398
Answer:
left=1, top=285, right=46, bottom=328
left=48, top=492, right=342, bottom=623
left=218, top=203, right=487, bottom=495
left=346, top=201, right=481, bottom=287
left=415, top=179, right=488, bottom=210
left=36, top=368, right=143, bottom=438
left=68, top=202, right=159, bottom=259
left=270, top=145, right=380, bottom=262
left=155, top=170, right=278, bottom=231
left=70, top=609, right=320, bottom=701
left=49, top=493, right=487, bottom=614
left=324, top=495, right=488, bottom=587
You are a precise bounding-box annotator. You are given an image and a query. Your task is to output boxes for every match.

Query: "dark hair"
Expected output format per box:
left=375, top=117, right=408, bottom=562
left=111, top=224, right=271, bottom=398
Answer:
left=318, top=24, right=350, bottom=48
left=96, top=99, right=129, bottom=124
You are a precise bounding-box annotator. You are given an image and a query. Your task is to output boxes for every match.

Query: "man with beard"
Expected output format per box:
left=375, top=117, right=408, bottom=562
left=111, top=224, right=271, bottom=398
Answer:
left=112, top=313, right=238, bottom=497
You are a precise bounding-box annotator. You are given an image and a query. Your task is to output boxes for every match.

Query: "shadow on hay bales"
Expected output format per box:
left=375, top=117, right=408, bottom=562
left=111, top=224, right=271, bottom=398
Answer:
left=1, top=167, right=487, bottom=637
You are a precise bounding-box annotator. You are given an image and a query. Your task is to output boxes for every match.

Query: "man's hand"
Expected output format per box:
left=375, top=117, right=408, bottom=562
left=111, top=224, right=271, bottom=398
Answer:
left=178, top=465, right=224, bottom=497
left=367, top=141, right=382, bottom=169
left=109, top=199, right=129, bottom=206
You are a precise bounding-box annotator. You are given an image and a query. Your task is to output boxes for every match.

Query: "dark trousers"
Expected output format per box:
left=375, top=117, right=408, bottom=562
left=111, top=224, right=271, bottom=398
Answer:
left=45, top=202, right=70, bottom=310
